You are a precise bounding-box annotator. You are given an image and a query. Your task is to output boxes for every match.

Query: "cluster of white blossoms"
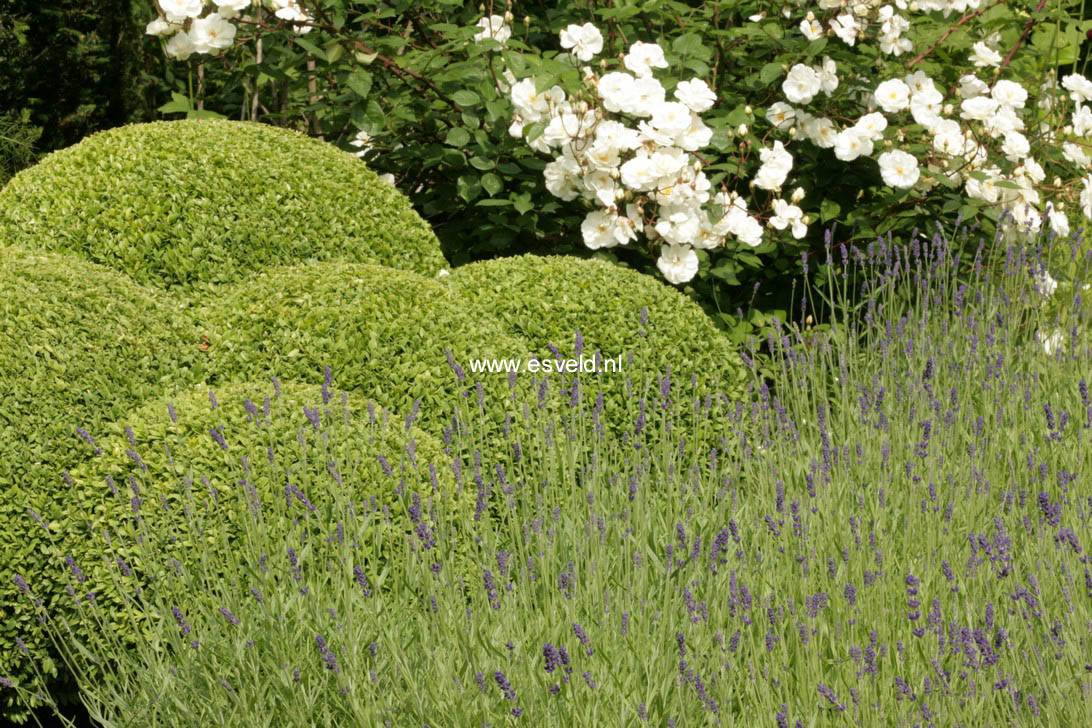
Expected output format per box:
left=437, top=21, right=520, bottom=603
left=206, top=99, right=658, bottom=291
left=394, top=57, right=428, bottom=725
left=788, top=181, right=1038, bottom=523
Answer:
left=147, top=0, right=312, bottom=60
left=500, top=22, right=769, bottom=284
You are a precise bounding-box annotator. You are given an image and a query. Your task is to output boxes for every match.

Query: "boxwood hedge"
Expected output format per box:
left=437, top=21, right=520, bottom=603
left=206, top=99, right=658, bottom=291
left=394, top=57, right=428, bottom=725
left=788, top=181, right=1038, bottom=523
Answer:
left=199, top=262, right=533, bottom=441
left=0, top=248, right=208, bottom=721
left=0, top=119, right=448, bottom=292
left=444, top=255, right=751, bottom=436
left=3, top=380, right=478, bottom=720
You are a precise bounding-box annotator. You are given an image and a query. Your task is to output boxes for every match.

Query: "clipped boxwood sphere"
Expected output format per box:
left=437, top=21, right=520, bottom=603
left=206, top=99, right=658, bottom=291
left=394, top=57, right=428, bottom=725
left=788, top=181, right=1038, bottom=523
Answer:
left=199, top=262, right=532, bottom=440
left=0, top=248, right=207, bottom=721
left=0, top=248, right=205, bottom=485
left=4, top=380, right=478, bottom=715
left=445, top=255, right=751, bottom=436
left=0, top=119, right=448, bottom=292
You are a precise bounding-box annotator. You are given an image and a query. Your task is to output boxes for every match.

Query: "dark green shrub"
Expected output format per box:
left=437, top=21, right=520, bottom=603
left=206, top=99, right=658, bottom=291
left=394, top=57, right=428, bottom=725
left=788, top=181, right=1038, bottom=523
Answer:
left=0, top=119, right=448, bottom=292
left=4, top=380, right=477, bottom=720
left=445, top=255, right=751, bottom=436
left=0, top=247, right=206, bottom=722
left=199, top=262, right=532, bottom=439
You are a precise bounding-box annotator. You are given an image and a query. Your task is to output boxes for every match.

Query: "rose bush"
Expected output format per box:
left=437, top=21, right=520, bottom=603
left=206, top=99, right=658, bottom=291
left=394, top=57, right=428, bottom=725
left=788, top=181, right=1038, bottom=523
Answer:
left=141, top=0, right=1092, bottom=352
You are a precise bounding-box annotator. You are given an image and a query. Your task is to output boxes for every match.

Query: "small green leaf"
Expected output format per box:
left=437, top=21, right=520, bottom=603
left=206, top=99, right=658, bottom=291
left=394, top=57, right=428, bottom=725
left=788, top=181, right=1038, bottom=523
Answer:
left=760, top=62, right=783, bottom=85
left=453, top=90, right=481, bottom=107
left=457, top=175, right=481, bottom=201
left=820, top=199, right=841, bottom=223
left=445, top=127, right=471, bottom=148
left=481, top=173, right=502, bottom=196
left=347, top=70, right=373, bottom=99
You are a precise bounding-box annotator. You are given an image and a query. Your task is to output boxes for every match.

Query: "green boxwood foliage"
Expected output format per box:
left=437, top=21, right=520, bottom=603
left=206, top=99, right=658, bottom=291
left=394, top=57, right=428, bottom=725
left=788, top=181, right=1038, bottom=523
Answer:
left=0, top=119, right=448, bottom=292
left=4, top=380, right=477, bottom=720
left=444, top=255, right=751, bottom=430
left=199, top=262, right=532, bottom=439
left=0, top=248, right=207, bottom=722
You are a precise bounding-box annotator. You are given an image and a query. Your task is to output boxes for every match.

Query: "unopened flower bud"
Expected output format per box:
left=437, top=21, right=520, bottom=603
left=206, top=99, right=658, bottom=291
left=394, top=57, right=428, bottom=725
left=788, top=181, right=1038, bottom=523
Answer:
left=791, top=186, right=805, bottom=203
left=942, top=103, right=953, bottom=115
left=1057, top=201, right=1065, bottom=211
left=788, top=126, right=798, bottom=137
left=802, top=214, right=810, bottom=225
left=524, top=15, right=531, bottom=25
left=610, top=168, right=620, bottom=179
left=615, top=188, right=625, bottom=201
left=744, top=105, right=753, bottom=115
left=693, top=160, right=702, bottom=172
left=738, top=124, right=748, bottom=135
left=576, top=101, right=589, bottom=114
left=504, top=10, right=514, bottom=23
left=1054, top=176, right=1062, bottom=186
left=479, top=3, right=485, bottom=12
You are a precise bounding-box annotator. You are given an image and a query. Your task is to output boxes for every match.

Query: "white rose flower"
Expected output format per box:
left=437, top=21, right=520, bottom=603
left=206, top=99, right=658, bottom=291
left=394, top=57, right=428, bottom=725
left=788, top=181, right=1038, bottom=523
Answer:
left=596, top=72, right=638, bottom=114
left=620, top=154, right=660, bottom=191
left=1022, top=157, right=1045, bottom=184
left=651, top=101, right=692, bottom=135
left=582, top=170, right=617, bottom=207
left=190, top=14, right=237, bottom=55
left=960, top=95, right=998, bottom=121
left=674, top=79, right=716, bottom=112
left=582, top=210, right=621, bottom=249
left=349, top=130, right=372, bottom=157
left=655, top=205, right=703, bottom=246
left=474, top=15, right=511, bottom=45
left=734, top=215, right=765, bottom=247
left=1039, top=329, right=1065, bottom=356
left=164, top=30, right=196, bottom=60
left=831, top=14, right=859, bottom=45
left=543, top=156, right=582, bottom=201
left=692, top=222, right=722, bottom=250
left=160, top=0, right=203, bottom=22
left=834, top=128, right=870, bottom=161
left=1062, top=73, right=1092, bottom=104
left=1072, top=104, right=1092, bottom=136
left=595, top=120, right=641, bottom=150
left=146, top=17, right=172, bottom=36
left=878, top=149, right=919, bottom=188
left=818, top=57, right=839, bottom=95
left=769, top=199, right=807, bottom=238
left=632, top=76, right=667, bottom=114
left=754, top=140, right=793, bottom=190
left=560, top=23, right=604, bottom=62
left=1001, top=131, right=1030, bottom=161
left=971, top=41, right=1002, bottom=68
left=804, top=117, right=837, bottom=148
left=991, top=79, right=1028, bottom=109
left=855, top=112, right=888, bottom=142
left=958, top=74, right=989, bottom=98
left=1045, top=205, right=1069, bottom=238
left=801, top=17, right=824, bottom=40
left=1063, top=142, right=1091, bottom=168
left=657, top=244, right=700, bottom=284
left=874, top=78, right=911, bottom=113
left=624, top=41, right=669, bottom=77
left=782, top=64, right=822, bottom=105
left=903, top=71, right=936, bottom=97
left=585, top=141, right=621, bottom=172
left=213, top=0, right=251, bottom=17
left=766, top=102, right=797, bottom=130
left=675, top=114, right=712, bottom=151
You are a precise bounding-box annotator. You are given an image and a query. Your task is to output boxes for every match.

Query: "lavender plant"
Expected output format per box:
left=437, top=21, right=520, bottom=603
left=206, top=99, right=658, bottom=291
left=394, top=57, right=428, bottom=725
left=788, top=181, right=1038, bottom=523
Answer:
left=5, top=213, right=1092, bottom=726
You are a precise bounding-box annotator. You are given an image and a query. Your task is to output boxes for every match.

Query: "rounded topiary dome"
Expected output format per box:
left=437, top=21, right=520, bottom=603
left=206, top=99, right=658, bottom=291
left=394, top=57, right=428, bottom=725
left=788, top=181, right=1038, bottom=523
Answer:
left=444, top=255, right=750, bottom=416
left=199, top=262, right=533, bottom=438
left=0, top=120, right=448, bottom=292
left=0, top=248, right=206, bottom=719
left=3, top=380, right=477, bottom=716
left=0, top=247, right=205, bottom=493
